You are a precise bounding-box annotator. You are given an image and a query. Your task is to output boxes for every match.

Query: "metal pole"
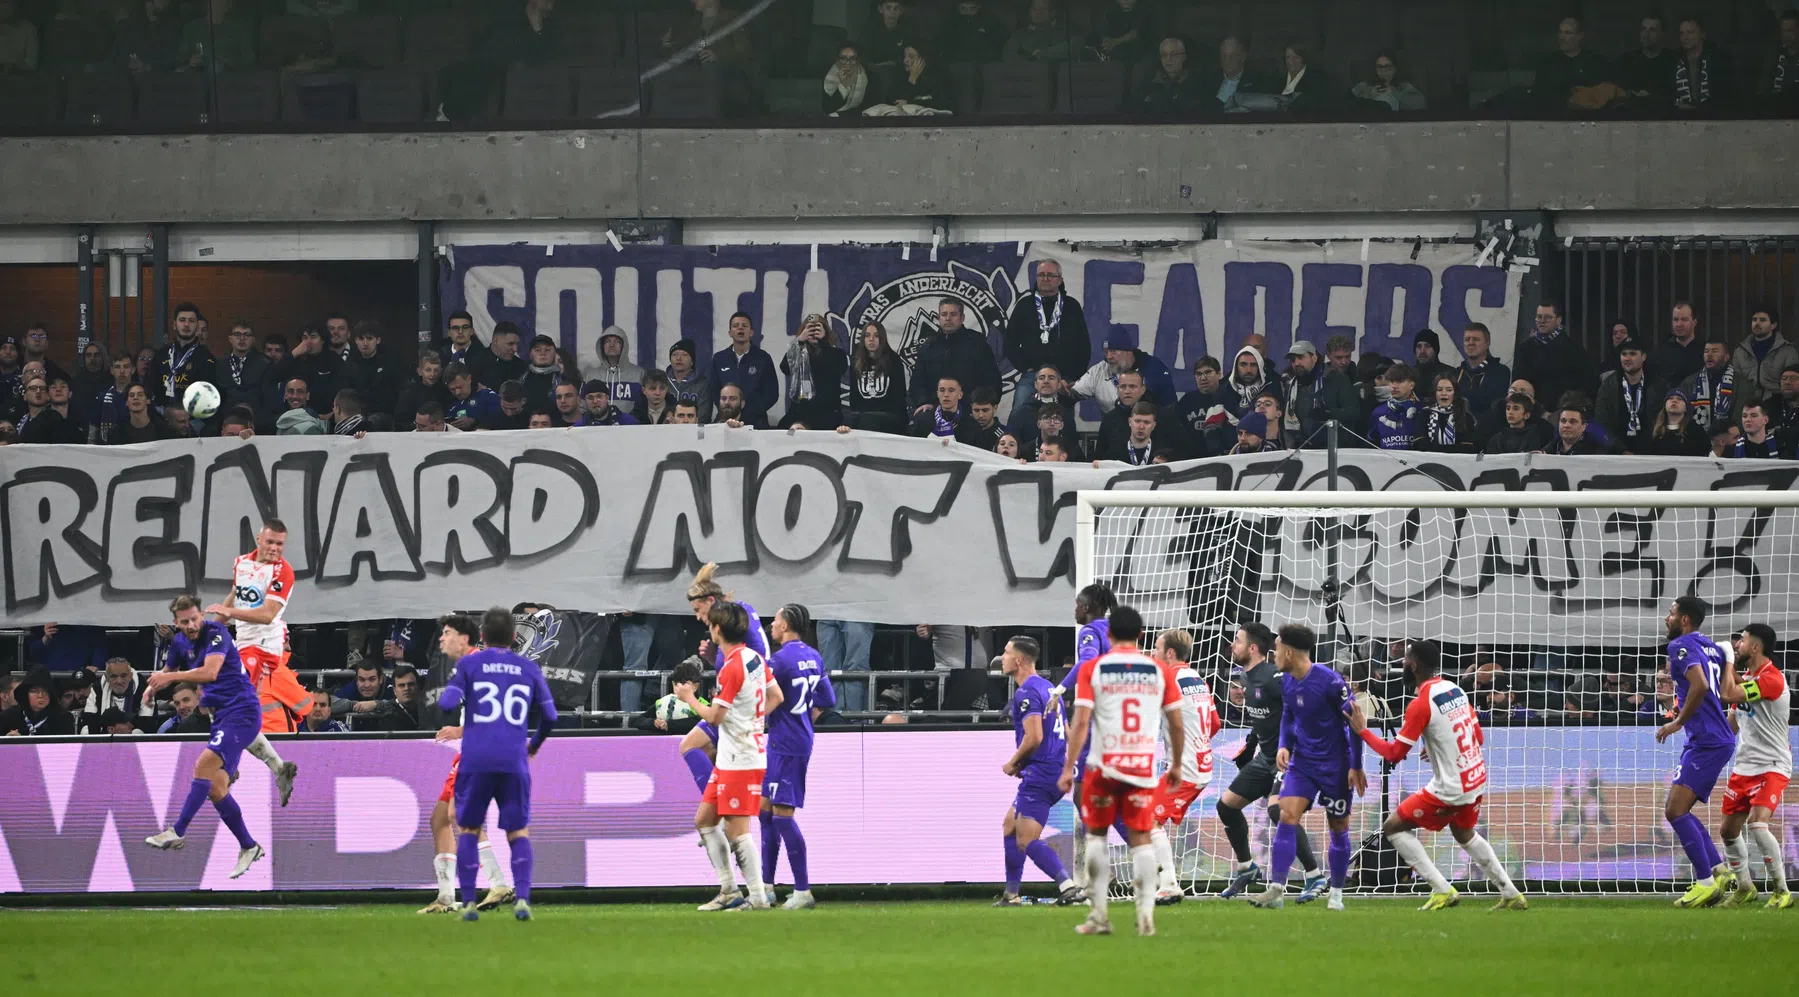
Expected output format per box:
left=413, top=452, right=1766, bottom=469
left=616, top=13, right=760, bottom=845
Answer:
left=416, top=221, right=436, bottom=346
left=149, top=224, right=170, bottom=347
left=75, top=226, right=94, bottom=357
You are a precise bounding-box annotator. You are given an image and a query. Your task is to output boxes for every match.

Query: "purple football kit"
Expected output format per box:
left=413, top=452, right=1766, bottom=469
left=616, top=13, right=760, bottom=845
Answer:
left=1664, top=630, right=1736, bottom=881
left=1272, top=662, right=1364, bottom=893
left=760, top=637, right=836, bottom=896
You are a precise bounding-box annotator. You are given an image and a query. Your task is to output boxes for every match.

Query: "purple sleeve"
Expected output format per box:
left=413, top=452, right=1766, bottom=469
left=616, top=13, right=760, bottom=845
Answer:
left=815, top=670, right=837, bottom=710
left=437, top=659, right=466, bottom=713
left=528, top=667, right=557, bottom=755
left=1332, top=674, right=1365, bottom=770
left=1279, top=681, right=1296, bottom=752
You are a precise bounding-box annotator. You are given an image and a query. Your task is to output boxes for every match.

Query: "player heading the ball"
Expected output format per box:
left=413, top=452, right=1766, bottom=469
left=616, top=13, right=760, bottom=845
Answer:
left=1060, top=605, right=1185, bottom=937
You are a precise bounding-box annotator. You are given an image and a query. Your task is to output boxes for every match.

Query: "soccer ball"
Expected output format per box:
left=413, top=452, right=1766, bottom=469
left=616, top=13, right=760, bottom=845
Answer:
left=182, top=381, right=221, bottom=419
left=654, top=693, right=699, bottom=723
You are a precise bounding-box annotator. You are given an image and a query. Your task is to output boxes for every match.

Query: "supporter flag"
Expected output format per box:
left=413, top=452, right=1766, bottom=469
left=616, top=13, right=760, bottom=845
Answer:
left=513, top=608, right=613, bottom=710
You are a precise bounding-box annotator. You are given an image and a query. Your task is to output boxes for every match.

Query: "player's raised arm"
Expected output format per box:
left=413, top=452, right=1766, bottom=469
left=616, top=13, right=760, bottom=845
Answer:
left=1717, top=651, right=1750, bottom=705
left=148, top=649, right=226, bottom=692
left=437, top=659, right=468, bottom=714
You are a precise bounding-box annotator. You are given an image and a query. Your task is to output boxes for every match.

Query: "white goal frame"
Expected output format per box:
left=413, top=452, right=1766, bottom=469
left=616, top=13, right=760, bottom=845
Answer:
left=1073, top=488, right=1799, bottom=897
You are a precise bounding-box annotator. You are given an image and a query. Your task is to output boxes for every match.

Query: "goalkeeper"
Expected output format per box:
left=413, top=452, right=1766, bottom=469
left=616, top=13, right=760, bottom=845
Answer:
left=630, top=658, right=709, bottom=733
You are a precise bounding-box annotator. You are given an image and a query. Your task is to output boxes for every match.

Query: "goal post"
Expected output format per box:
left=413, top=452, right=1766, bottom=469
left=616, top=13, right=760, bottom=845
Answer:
left=1075, top=488, right=1799, bottom=897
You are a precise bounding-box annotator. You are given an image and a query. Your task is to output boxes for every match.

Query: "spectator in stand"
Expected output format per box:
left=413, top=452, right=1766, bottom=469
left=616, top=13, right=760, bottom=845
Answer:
left=996, top=433, right=1021, bottom=459
left=216, top=319, right=272, bottom=428
left=28, top=622, right=107, bottom=672
left=1413, top=373, right=1476, bottom=453
left=941, top=0, right=1006, bottom=64
left=863, top=44, right=950, bottom=115
left=1007, top=363, right=1071, bottom=435
left=445, top=362, right=499, bottom=431
left=0, top=0, right=38, bottom=72
left=1036, top=440, right=1069, bottom=462
left=858, top=0, right=913, bottom=67
left=908, top=300, right=1001, bottom=415
left=1616, top=14, right=1673, bottom=107
left=579, top=380, right=637, bottom=426
left=153, top=303, right=216, bottom=410
left=549, top=382, right=584, bottom=427
left=332, top=659, right=391, bottom=720
left=1411, top=330, right=1450, bottom=388
left=1201, top=35, right=1273, bottom=112
left=592, top=328, right=643, bottom=411
left=1673, top=17, right=1731, bottom=110
left=70, top=342, right=109, bottom=425
left=323, top=315, right=354, bottom=364
left=484, top=382, right=531, bottom=430
left=1659, top=301, right=1706, bottom=387
left=1095, top=0, right=1150, bottom=64
left=1279, top=340, right=1358, bottom=447
left=0, top=336, right=19, bottom=399
left=83, top=658, right=152, bottom=732
left=664, top=339, right=711, bottom=423
left=1094, top=369, right=1172, bottom=457
left=157, top=683, right=207, bottom=733
left=118, top=0, right=183, bottom=74
left=18, top=377, right=86, bottom=444
left=177, top=0, right=254, bottom=73
left=162, top=404, right=197, bottom=440
left=1645, top=389, right=1711, bottom=456
left=1095, top=401, right=1166, bottom=465
left=301, top=688, right=348, bottom=733
left=436, top=311, right=492, bottom=381
left=662, top=0, right=758, bottom=114
left=484, top=323, right=527, bottom=388
left=1140, top=37, right=1205, bottom=112
left=1515, top=300, right=1595, bottom=418
left=912, top=376, right=967, bottom=439
left=219, top=407, right=255, bottom=439
left=134, top=346, right=156, bottom=387
left=1228, top=411, right=1279, bottom=454
left=1005, top=0, right=1081, bottom=62
left=1224, top=343, right=1269, bottom=421
left=1022, top=402, right=1079, bottom=459
left=824, top=43, right=870, bottom=116
left=1368, top=362, right=1419, bottom=449
left=1352, top=51, right=1427, bottom=111
left=1171, top=355, right=1234, bottom=458
left=92, top=353, right=134, bottom=444
left=340, top=321, right=399, bottom=418
left=712, top=313, right=777, bottom=428
left=1251, top=389, right=1289, bottom=449
left=1071, top=334, right=1175, bottom=415
left=1762, top=10, right=1799, bottom=110
left=1005, top=261, right=1089, bottom=391
left=1731, top=306, right=1799, bottom=404
left=412, top=401, right=449, bottom=432
left=111, top=383, right=173, bottom=443
left=1595, top=339, right=1664, bottom=454
left=1453, top=322, right=1510, bottom=417
left=1547, top=404, right=1602, bottom=455
left=712, top=384, right=750, bottom=427
left=361, top=665, right=426, bottom=732
left=780, top=314, right=848, bottom=428
left=848, top=322, right=909, bottom=433
left=395, top=348, right=452, bottom=429
left=519, top=334, right=567, bottom=412
left=1723, top=401, right=1785, bottom=459
left=1530, top=17, right=1612, bottom=110
left=1684, top=339, right=1738, bottom=438
left=276, top=405, right=325, bottom=436
left=634, top=369, right=676, bottom=424
left=1277, top=42, right=1338, bottom=112
left=1, top=669, right=75, bottom=735
left=277, top=325, right=340, bottom=406
left=18, top=324, right=67, bottom=384
left=1770, top=364, right=1799, bottom=440
left=59, top=672, right=92, bottom=715
left=671, top=399, right=700, bottom=424
left=958, top=388, right=1005, bottom=450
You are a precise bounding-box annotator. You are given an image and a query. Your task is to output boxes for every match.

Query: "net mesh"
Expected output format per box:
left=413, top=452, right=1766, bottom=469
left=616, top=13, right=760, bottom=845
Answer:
left=1090, top=498, right=1799, bottom=897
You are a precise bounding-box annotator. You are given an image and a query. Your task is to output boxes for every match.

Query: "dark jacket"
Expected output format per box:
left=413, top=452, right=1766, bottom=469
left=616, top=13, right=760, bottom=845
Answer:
left=274, top=350, right=340, bottom=410
left=436, top=339, right=495, bottom=384
left=18, top=409, right=88, bottom=445
left=1, top=669, right=77, bottom=736
left=519, top=366, right=570, bottom=412
left=1411, top=405, right=1478, bottom=453
left=394, top=380, right=454, bottom=429
left=908, top=329, right=1001, bottom=410
left=779, top=341, right=848, bottom=430
left=1094, top=404, right=1177, bottom=461
left=1169, top=387, right=1236, bottom=458
left=1673, top=44, right=1732, bottom=108
left=1546, top=436, right=1605, bottom=455
left=1531, top=49, right=1614, bottom=108
left=1195, top=70, right=1274, bottom=110
left=1481, top=418, right=1555, bottom=454
left=483, top=353, right=529, bottom=390
left=938, top=13, right=1006, bottom=64
left=1644, top=421, right=1713, bottom=456
left=1514, top=331, right=1595, bottom=415
left=955, top=416, right=1005, bottom=452
left=1616, top=48, right=1674, bottom=104
left=1656, top=336, right=1706, bottom=389
left=216, top=351, right=274, bottom=424
left=710, top=345, right=779, bottom=427
left=340, top=351, right=404, bottom=416
left=1281, top=367, right=1360, bottom=447
left=848, top=353, right=909, bottom=431
left=1454, top=356, right=1512, bottom=416
left=1004, top=292, right=1090, bottom=384
left=1279, top=64, right=1341, bottom=111
left=1594, top=371, right=1668, bottom=454
left=152, top=338, right=217, bottom=409
left=1139, top=72, right=1208, bottom=112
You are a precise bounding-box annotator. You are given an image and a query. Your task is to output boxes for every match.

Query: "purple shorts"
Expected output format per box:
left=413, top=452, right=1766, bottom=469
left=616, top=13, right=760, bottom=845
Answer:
left=204, top=708, right=261, bottom=777
left=1012, top=780, right=1065, bottom=825
left=764, top=752, right=809, bottom=809
left=1674, top=741, right=1733, bottom=802
left=1279, top=764, right=1352, bottom=819
left=455, top=770, right=532, bottom=832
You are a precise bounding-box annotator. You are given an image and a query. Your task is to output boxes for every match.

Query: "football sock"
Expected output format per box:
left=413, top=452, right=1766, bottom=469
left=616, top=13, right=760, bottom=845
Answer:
left=1461, top=834, right=1518, bottom=896
left=1327, top=830, right=1351, bottom=890
left=775, top=816, right=809, bottom=892
left=1084, top=833, right=1110, bottom=923
left=1389, top=829, right=1450, bottom=893
left=1150, top=827, right=1179, bottom=893
left=698, top=824, right=736, bottom=894
left=509, top=837, right=533, bottom=902
left=1217, top=802, right=1251, bottom=864
left=479, top=840, right=509, bottom=888
left=1723, top=834, right=1749, bottom=880
left=1750, top=823, right=1787, bottom=891
left=760, top=812, right=781, bottom=886
left=1003, top=834, right=1025, bottom=895
left=1130, top=844, right=1156, bottom=921
left=729, top=832, right=767, bottom=904
left=1670, top=813, right=1715, bottom=885
left=1025, top=839, right=1070, bottom=890
left=681, top=749, right=713, bottom=792
left=173, top=777, right=210, bottom=837
left=213, top=792, right=256, bottom=850
left=456, top=832, right=480, bottom=907
left=433, top=853, right=457, bottom=902
left=247, top=733, right=285, bottom=774
left=1269, top=821, right=1298, bottom=885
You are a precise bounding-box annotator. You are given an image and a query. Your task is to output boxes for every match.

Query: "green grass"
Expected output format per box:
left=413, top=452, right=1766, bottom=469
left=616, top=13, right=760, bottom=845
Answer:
left=6, top=898, right=1797, bottom=995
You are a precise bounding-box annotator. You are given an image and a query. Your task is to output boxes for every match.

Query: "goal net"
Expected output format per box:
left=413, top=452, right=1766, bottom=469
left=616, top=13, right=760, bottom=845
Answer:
left=1076, top=489, right=1799, bottom=898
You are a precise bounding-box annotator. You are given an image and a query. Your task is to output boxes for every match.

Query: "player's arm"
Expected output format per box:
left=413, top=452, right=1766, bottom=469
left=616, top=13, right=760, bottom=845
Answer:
left=1004, top=712, right=1043, bottom=776
left=1657, top=663, right=1710, bottom=742
left=1059, top=704, right=1092, bottom=793
left=1357, top=689, right=1423, bottom=765
left=683, top=658, right=738, bottom=726
left=1161, top=673, right=1185, bottom=788
left=764, top=672, right=786, bottom=714
left=437, top=662, right=467, bottom=713
left=147, top=652, right=225, bottom=692
left=207, top=596, right=283, bottom=626
left=528, top=671, right=558, bottom=757
left=812, top=672, right=837, bottom=721
left=1275, top=690, right=1297, bottom=770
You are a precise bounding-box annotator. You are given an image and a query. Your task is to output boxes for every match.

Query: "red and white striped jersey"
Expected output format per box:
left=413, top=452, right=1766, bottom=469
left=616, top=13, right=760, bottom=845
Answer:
left=713, top=644, right=770, bottom=771
left=1170, top=666, right=1223, bottom=787
left=1074, top=649, right=1182, bottom=788
left=1396, top=676, right=1487, bottom=805
left=1731, top=660, right=1791, bottom=778
left=230, top=554, right=294, bottom=655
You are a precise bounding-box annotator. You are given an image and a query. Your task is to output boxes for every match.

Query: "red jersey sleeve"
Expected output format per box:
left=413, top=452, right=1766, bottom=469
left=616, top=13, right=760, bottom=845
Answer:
left=268, top=560, right=295, bottom=604
left=1072, top=658, right=1096, bottom=708
left=716, top=651, right=745, bottom=704
left=1749, top=663, right=1787, bottom=702
left=1394, top=685, right=1432, bottom=746
left=1159, top=662, right=1182, bottom=712
left=1202, top=691, right=1223, bottom=739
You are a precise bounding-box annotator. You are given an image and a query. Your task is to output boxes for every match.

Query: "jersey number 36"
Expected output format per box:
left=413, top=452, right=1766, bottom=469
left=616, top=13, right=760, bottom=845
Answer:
left=471, top=682, right=530, bottom=725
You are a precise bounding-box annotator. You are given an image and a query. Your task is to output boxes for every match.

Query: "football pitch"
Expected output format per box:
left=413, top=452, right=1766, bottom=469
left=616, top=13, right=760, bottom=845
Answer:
left=6, top=898, right=1798, bottom=996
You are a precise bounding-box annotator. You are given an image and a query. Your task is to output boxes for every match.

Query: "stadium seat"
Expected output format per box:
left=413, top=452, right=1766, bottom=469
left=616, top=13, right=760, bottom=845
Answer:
left=501, top=66, right=574, bottom=120
left=403, top=13, right=471, bottom=68
left=260, top=15, right=334, bottom=70
left=356, top=69, right=426, bottom=123
left=554, top=7, right=623, bottom=66
left=282, top=71, right=357, bottom=123
left=213, top=71, right=282, bottom=123
left=1169, top=2, right=1243, bottom=48
left=574, top=64, right=642, bottom=118
left=763, top=77, right=818, bottom=116
left=979, top=61, right=1053, bottom=114
left=40, top=19, right=112, bottom=72
left=331, top=15, right=402, bottom=68
left=1245, top=0, right=1321, bottom=54
left=134, top=72, right=211, bottom=126
left=64, top=72, right=134, bottom=126
left=1396, top=0, right=1470, bottom=73
left=945, top=61, right=980, bottom=114
left=1055, top=61, right=1127, bottom=113
left=0, top=74, right=62, bottom=128
left=646, top=66, right=721, bottom=119
left=1321, top=0, right=1397, bottom=60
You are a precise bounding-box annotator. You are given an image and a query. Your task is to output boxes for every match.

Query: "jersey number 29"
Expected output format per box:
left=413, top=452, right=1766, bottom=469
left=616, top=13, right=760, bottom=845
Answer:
left=471, top=681, right=530, bottom=725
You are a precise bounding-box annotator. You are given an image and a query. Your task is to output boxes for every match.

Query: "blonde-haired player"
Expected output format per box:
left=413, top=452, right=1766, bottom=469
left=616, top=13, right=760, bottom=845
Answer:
left=1147, top=628, right=1221, bottom=904
left=203, top=520, right=300, bottom=805
left=1059, top=605, right=1185, bottom=937
left=674, top=563, right=772, bottom=797
left=1717, top=623, right=1792, bottom=909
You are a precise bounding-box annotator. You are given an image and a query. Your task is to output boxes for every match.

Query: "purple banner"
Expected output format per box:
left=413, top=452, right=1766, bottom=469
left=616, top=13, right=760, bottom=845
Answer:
left=0, top=729, right=1792, bottom=892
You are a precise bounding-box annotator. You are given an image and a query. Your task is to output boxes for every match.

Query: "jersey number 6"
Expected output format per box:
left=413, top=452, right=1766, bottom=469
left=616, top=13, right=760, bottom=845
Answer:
left=1121, top=699, right=1141, bottom=732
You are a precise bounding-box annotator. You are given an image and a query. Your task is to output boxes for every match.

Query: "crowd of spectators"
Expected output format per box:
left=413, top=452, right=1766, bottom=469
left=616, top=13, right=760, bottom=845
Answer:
left=5, top=0, right=1798, bottom=125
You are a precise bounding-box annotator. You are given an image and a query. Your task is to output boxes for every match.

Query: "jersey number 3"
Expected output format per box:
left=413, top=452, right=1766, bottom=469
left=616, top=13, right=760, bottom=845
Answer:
left=471, top=682, right=530, bottom=725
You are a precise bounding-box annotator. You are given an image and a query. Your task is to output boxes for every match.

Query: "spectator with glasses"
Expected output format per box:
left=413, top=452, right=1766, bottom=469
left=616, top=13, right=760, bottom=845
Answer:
left=824, top=43, right=870, bottom=116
